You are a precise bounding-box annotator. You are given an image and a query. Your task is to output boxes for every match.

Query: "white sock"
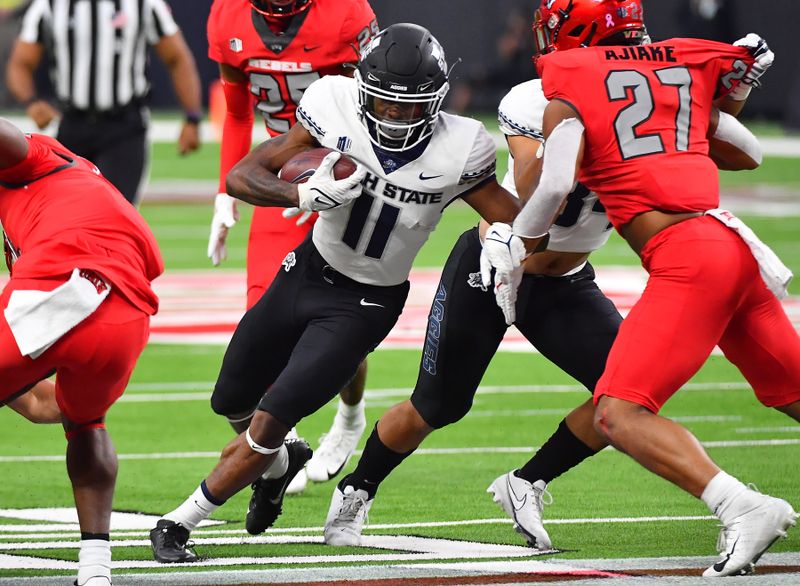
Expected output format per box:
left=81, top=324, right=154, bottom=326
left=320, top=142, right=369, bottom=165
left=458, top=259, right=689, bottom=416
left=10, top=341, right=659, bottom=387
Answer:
left=337, top=398, right=365, bottom=427
left=262, top=444, right=289, bottom=480
left=163, top=483, right=222, bottom=531
left=701, top=471, right=749, bottom=521
left=77, top=539, right=111, bottom=585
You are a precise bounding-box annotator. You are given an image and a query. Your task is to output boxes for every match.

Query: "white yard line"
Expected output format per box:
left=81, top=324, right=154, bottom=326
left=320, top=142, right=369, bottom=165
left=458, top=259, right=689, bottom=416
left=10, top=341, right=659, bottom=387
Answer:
left=1, top=438, right=797, bottom=464
left=122, top=380, right=754, bottom=396
left=0, top=515, right=720, bottom=540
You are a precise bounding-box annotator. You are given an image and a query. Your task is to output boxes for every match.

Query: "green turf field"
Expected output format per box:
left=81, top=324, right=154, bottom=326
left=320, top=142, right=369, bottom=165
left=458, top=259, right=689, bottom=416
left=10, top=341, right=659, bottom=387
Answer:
left=0, top=137, right=799, bottom=580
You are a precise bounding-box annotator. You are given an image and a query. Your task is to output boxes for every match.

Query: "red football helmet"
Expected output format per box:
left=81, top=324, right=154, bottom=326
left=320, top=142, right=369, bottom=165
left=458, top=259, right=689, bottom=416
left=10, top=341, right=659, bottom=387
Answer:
left=250, top=0, right=312, bottom=17
left=532, top=0, right=647, bottom=61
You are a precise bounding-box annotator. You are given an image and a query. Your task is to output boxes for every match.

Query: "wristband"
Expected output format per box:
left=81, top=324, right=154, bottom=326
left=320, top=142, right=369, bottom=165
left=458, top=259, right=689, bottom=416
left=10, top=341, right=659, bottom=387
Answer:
left=185, top=111, right=202, bottom=125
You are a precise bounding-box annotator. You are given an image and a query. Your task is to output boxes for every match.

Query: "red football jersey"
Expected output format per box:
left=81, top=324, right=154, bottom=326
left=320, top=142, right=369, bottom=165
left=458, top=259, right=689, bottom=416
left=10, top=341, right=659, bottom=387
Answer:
left=0, top=135, right=163, bottom=315
left=208, top=0, right=378, bottom=137
left=538, top=38, right=754, bottom=228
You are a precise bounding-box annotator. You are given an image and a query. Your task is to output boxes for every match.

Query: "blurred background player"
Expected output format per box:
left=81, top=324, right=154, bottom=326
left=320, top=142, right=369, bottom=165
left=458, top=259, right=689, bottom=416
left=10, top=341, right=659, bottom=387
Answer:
left=0, top=117, right=163, bottom=585
left=482, top=0, right=799, bottom=576
left=205, top=0, right=379, bottom=494
left=6, top=0, right=203, bottom=205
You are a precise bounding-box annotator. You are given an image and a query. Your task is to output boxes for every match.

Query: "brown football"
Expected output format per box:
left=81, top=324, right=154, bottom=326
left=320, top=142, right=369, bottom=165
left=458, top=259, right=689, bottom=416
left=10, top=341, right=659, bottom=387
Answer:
left=279, top=147, right=358, bottom=184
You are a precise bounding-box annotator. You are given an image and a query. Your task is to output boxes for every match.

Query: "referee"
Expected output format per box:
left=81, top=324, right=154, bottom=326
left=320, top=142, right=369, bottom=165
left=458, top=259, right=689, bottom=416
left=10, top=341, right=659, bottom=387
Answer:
left=5, top=0, right=203, bottom=204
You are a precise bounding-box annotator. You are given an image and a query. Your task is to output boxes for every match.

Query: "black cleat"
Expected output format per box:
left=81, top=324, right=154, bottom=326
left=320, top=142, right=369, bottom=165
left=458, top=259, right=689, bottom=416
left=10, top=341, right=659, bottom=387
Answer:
left=150, top=519, right=197, bottom=563
left=245, top=438, right=312, bottom=535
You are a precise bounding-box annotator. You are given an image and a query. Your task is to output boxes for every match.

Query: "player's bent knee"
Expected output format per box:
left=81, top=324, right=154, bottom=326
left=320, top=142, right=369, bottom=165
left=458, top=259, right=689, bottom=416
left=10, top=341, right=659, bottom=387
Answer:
left=64, top=421, right=106, bottom=441
left=210, top=381, right=257, bottom=418
left=414, top=398, right=473, bottom=429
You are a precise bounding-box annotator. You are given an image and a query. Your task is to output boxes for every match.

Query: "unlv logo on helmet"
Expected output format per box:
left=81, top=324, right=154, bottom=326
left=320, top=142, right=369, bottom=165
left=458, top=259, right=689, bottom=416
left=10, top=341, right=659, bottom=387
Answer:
left=532, top=0, right=647, bottom=63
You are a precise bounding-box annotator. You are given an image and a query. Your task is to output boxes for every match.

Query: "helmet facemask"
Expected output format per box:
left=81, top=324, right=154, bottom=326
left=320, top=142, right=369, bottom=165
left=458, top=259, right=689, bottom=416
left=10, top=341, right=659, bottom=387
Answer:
left=356, top=69, right=449, bottom=152
left=250, top=0, right=311, bottom=18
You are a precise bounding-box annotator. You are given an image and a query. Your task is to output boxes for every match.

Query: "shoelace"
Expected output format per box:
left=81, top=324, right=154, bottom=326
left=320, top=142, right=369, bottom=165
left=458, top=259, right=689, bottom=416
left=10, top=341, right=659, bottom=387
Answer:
left=714, top=482, right=761, bottom=554
left=339, top=490, right=369, bottom=528
left=531, top=483, right=553, bottom=511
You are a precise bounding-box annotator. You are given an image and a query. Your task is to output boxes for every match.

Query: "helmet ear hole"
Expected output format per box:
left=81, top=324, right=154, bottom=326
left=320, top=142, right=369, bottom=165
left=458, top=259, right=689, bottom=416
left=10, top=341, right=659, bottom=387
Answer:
left=566, top=24, right=586, bottom=38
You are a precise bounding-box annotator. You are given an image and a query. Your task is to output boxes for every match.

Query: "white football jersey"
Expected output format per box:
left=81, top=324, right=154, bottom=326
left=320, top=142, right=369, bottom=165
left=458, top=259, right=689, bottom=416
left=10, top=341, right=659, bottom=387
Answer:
left=498, top=79, right=612, bottom=253
left=297, top=76, right=496, bottom=286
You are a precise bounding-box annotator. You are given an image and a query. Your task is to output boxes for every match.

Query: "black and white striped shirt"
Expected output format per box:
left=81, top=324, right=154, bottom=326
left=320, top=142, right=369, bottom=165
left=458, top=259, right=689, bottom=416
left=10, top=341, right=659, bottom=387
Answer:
left=19, top=0, right=179, bottom=112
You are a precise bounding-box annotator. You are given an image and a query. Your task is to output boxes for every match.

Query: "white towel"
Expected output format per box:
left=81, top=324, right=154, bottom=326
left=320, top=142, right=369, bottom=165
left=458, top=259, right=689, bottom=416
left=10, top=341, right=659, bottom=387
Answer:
left=4, top=268, right=111, bottom=359
left=705, top=209, right=793, bottom=299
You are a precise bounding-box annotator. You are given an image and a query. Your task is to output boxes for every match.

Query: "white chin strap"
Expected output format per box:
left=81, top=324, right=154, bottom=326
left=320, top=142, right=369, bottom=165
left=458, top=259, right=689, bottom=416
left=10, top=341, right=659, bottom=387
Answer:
left=513, top=117, right=585, bottom=239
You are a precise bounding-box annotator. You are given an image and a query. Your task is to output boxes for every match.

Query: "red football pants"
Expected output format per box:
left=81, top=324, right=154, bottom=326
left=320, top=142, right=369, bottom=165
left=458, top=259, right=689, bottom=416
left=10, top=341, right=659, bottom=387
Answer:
left=595, top=216, right=800, bottom=412
left=246, top=206, right=315, bottom=309
left=0, top=276, right=149, bottom=423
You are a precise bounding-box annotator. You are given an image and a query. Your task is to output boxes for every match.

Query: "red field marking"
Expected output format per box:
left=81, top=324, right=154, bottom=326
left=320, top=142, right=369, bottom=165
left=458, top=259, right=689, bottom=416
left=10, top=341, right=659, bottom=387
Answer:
left=1, top=268, right=798, bottom=349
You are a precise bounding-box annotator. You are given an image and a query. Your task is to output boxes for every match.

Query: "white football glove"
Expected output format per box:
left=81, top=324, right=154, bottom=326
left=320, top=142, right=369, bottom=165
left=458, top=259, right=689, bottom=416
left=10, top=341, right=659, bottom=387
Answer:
left=296, top=152, right=366, bottom=212
left=207, top=193, right=239, bottom=266
left=281, top=207, right=314, bottom=226
left=730, top=33, right=774, bottom=99
left=479, top=222, right=527, bottom=325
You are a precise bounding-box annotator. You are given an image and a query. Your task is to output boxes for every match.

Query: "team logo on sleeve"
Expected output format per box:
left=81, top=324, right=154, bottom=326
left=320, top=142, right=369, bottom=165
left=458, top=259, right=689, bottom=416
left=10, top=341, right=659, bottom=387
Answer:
left=229, top=38, right=243, bottom=53
left=336, top=136, right=352, bottom=152
left=281, top=252, right=296, bottom=272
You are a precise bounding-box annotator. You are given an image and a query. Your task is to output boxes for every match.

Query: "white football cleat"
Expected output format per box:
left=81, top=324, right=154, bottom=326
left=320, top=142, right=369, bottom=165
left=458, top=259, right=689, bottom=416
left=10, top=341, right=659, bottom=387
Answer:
left=307, top=414, right=366, bottom=483
left=77, top=577, right=112, bottom=586
left=487, top=471, right=553, bottom=551
left=285, top=467, right=307, bottom=495
left=284, top=427, right=307, bottom=495
left=323, top=484, right=373, bottom=546
left=703, top=492, right=798, bottom=577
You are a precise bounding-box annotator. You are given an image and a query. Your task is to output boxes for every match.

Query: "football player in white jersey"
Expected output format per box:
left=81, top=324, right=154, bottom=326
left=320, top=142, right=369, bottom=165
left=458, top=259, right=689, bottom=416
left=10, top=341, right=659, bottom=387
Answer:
left=322, top=77, right=621, bottom=550
left=149, top=23, right=523, bottom=563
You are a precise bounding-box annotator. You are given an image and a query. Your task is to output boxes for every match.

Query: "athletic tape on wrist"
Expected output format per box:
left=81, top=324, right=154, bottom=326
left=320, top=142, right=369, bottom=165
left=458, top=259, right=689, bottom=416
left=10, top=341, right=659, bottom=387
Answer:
left=245, top=429, right=283, bottom=455
left=714, top=111, right=762, bottom=165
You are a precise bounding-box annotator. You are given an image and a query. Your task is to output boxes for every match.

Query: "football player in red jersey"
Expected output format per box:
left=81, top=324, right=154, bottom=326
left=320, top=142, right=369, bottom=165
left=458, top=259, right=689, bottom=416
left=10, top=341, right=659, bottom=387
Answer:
left=205, top=0, right=379, bottom=494
left=482, top=0, right=799, bottom=576
left=0, top=117, right=163, bottom=586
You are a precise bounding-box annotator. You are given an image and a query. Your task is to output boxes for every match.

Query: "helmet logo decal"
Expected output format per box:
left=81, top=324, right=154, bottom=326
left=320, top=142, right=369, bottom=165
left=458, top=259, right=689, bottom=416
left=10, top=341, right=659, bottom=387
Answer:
left=430, top=43, right=447, bottom=73
left=605, top=14, right=615, bottom=28
left=389, top=83, right=408, bottom=91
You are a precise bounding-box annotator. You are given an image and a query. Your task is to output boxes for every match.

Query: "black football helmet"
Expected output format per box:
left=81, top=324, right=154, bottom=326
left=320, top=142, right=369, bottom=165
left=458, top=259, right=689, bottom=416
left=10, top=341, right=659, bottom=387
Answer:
left=250, top=0, right=311, bottom=17
left=355, top=23, right=450, bottom=152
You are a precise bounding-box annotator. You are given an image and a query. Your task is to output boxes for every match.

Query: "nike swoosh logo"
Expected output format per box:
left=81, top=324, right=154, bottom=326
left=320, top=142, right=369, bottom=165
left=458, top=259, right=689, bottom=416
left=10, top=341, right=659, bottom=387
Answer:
left=713, top=537, right=739, bottom=572
left=325, top=460, right=348, bottom=480
left=360, top=298, right=384, bottom=308
left=419, top=172, right=443, bottom=181
left=507, top=478, right=527, bottom=511
left=304, top=45, right=321, bottom=52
